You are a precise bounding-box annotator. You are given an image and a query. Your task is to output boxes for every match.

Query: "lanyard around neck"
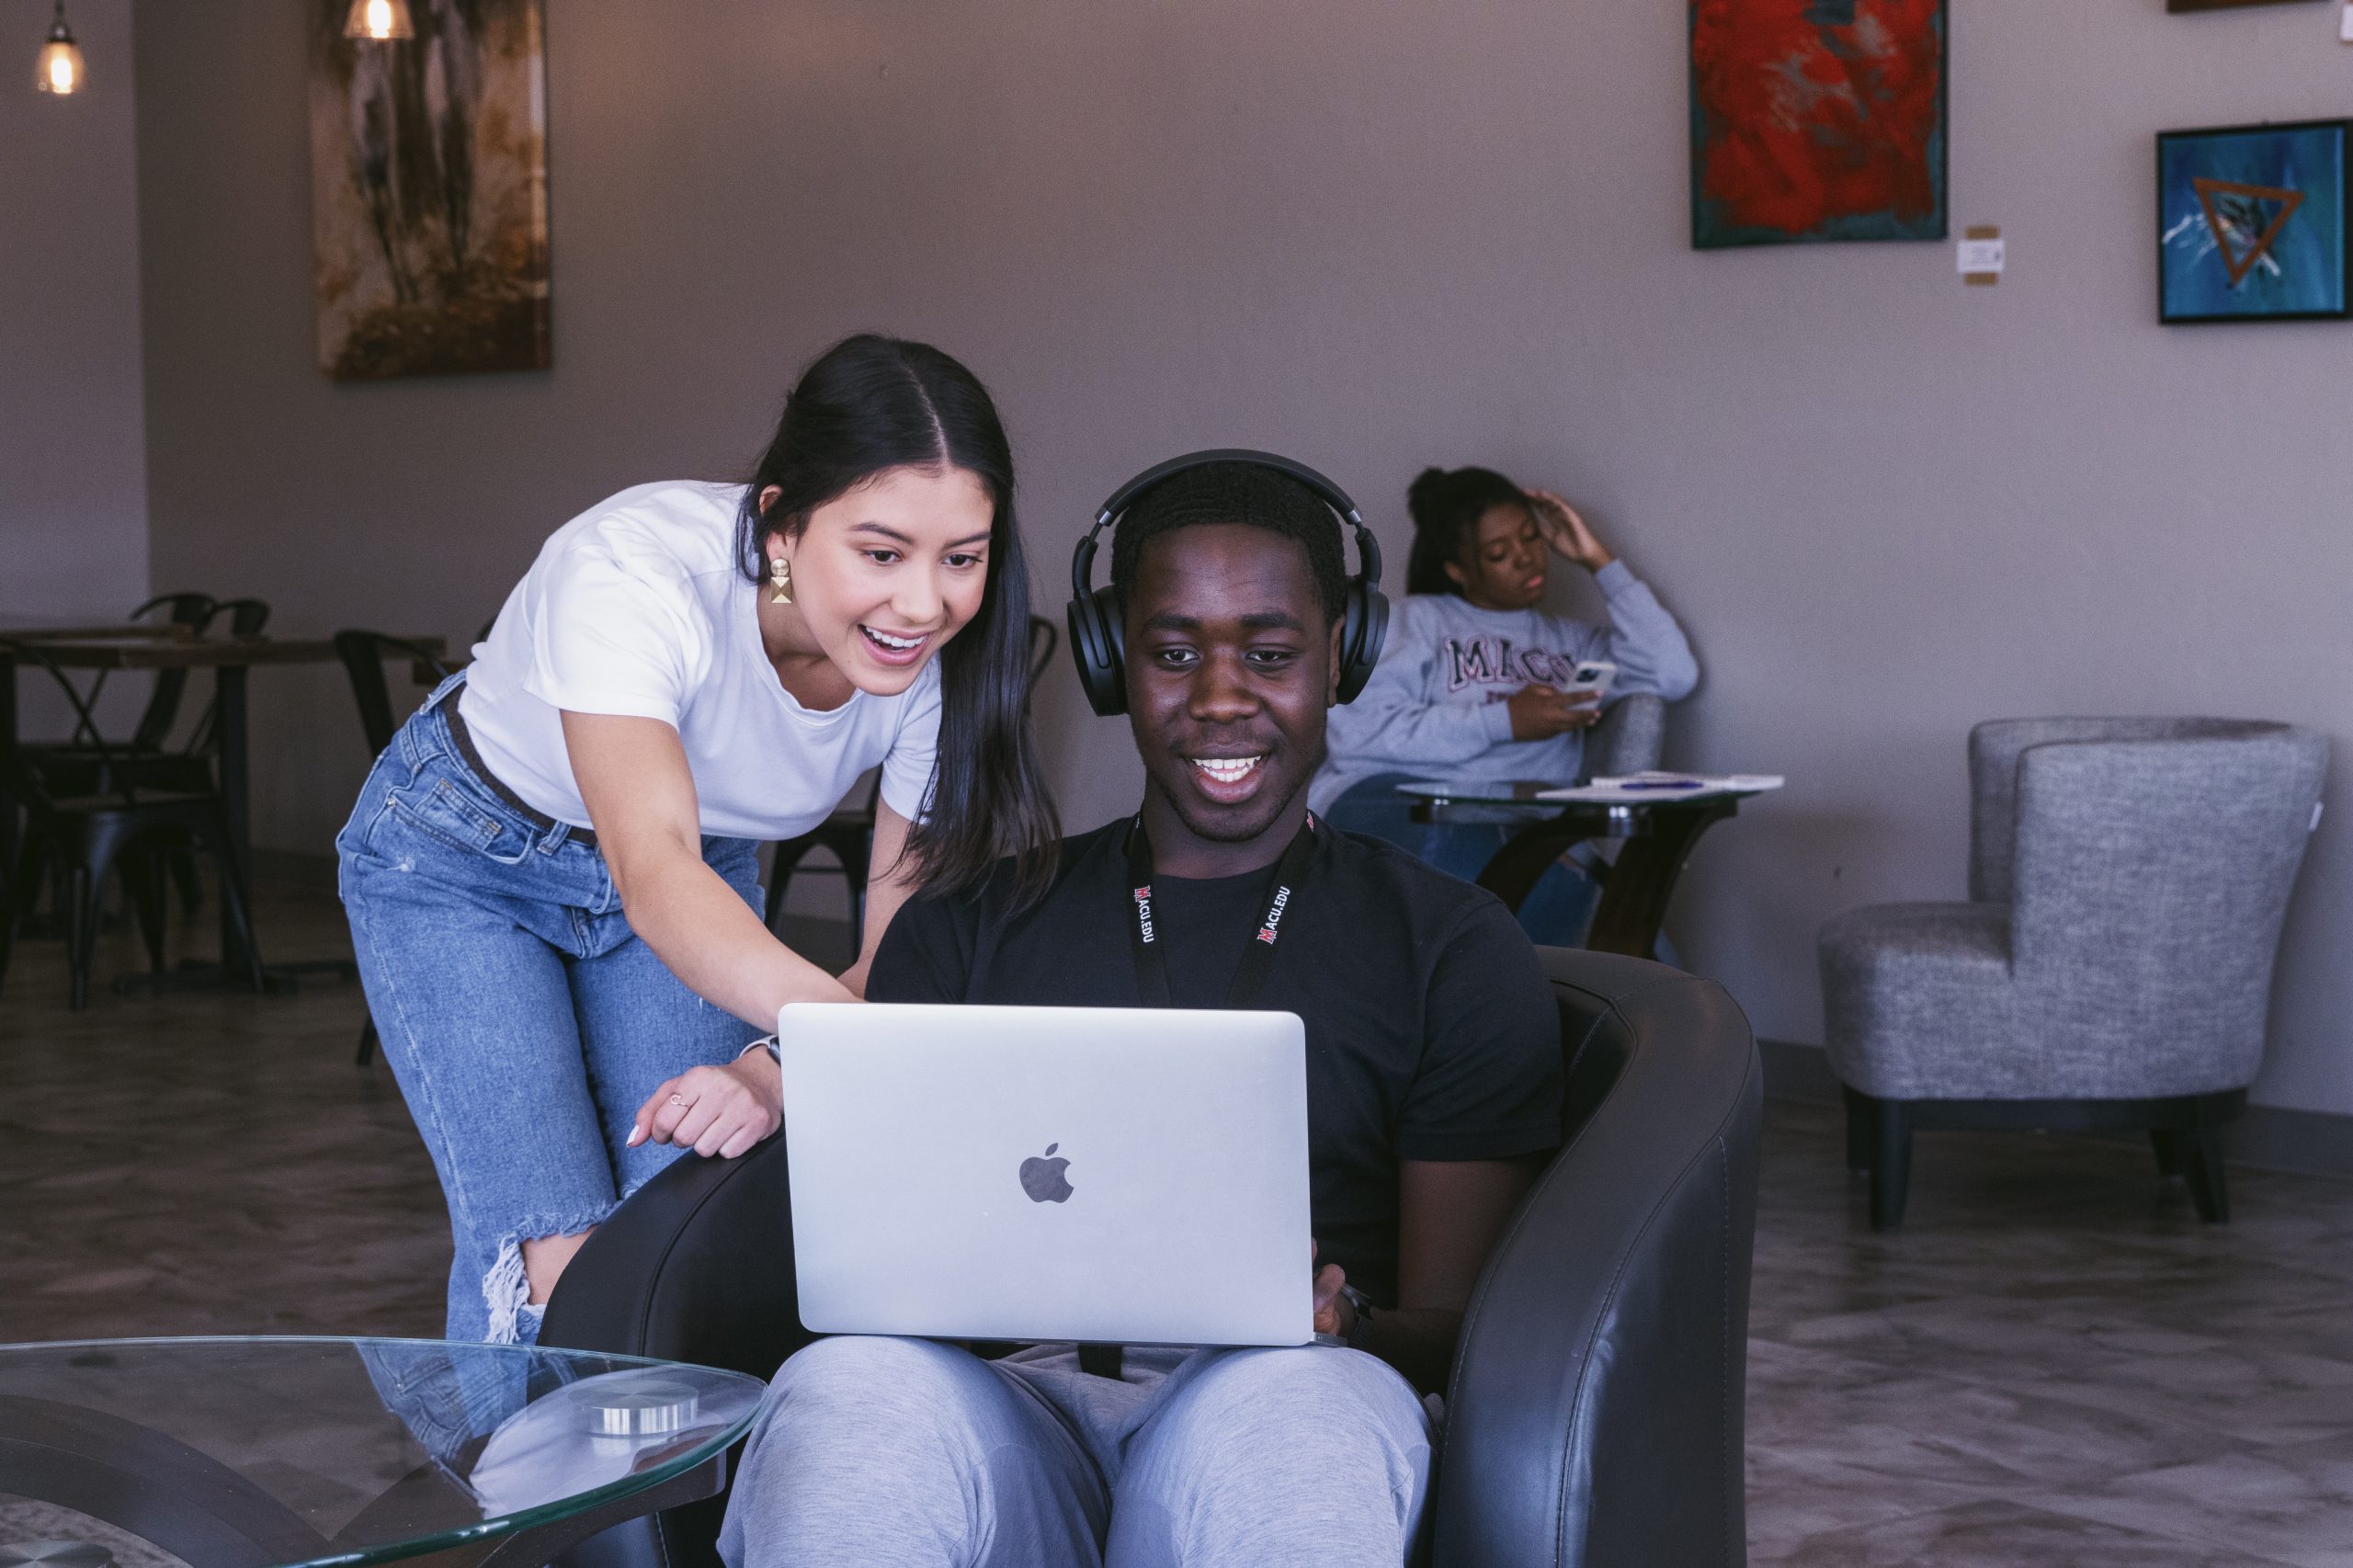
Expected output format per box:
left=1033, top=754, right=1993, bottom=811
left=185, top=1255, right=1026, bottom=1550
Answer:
left=1123, top=813, right=1318, bottom=1010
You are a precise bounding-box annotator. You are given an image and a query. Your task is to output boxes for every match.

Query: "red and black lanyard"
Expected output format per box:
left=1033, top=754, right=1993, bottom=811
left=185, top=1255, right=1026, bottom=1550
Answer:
left=1121, top=812, right=1318, bottom=1009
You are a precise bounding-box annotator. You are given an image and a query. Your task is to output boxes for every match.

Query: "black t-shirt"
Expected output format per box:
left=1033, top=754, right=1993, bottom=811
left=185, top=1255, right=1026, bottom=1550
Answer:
left=867, top=818, right=1564, bottom=1304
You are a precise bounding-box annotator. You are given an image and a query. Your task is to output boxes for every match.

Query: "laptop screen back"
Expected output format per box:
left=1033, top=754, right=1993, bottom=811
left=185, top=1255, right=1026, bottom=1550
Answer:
left=778, top=1002, right=1312, bottom=1347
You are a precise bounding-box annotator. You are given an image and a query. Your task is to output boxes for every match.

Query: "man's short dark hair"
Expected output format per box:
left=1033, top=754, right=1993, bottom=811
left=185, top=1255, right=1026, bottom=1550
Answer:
left=1109, top=460, right=1349, bottom=625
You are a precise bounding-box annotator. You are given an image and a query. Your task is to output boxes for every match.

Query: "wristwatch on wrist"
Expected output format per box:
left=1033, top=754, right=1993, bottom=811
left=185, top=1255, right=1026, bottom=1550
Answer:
left=737, top=1034, right=781, bottom=1067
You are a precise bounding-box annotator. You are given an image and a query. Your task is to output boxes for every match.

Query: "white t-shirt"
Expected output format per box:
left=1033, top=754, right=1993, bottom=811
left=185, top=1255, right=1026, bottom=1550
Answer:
left=458, top=481, right=942, bottom=840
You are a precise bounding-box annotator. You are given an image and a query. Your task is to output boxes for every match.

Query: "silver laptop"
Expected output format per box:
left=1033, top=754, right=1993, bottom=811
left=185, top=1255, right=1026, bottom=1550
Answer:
left=778, top=1002, right=1313, bottom=1347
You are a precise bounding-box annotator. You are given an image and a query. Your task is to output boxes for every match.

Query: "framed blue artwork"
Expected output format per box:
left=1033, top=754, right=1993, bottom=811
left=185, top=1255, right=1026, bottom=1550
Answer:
left=2159, top=119, right=2349, bottom=324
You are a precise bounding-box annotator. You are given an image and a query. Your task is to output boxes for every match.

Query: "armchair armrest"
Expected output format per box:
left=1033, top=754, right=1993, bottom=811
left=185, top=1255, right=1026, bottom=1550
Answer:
left=540, top=1132, right=809, bottom=1374
left=1582, top=693, right=1665, bottom=783
left=1434, top=960, right=1760, bottom=1568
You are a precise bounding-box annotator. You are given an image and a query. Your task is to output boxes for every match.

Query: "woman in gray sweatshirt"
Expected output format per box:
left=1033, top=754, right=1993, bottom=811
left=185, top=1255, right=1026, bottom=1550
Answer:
left=1313, top=465, right=1698, bottom=943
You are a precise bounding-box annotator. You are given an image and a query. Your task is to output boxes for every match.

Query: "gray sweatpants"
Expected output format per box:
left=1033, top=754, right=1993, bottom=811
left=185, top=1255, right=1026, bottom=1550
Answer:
left=717, top=1335, right=1434, bottom=1567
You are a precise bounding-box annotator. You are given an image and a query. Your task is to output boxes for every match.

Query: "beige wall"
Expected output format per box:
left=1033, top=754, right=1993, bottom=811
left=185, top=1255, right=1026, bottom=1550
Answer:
left=4, top=0, right=146, bottom=653
left=133, top=1, right=2353, bottom=1115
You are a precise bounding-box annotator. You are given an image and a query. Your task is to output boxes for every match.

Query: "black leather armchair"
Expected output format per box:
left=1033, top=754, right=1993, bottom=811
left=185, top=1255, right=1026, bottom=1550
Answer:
left=540, top=948, right=1761, bottom=1568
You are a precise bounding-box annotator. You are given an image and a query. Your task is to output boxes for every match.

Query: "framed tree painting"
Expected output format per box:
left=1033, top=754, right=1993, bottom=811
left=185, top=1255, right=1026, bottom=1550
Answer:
left=2159, top=120, right=2349, bottom=324
left=1689, top=0, right=1948, bottom=249
left=308, top=0, right=552, bottom=380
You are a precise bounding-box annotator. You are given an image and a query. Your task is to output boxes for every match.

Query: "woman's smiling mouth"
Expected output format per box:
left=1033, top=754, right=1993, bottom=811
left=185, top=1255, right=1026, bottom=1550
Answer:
left=858, top=624, right=930, bottom=664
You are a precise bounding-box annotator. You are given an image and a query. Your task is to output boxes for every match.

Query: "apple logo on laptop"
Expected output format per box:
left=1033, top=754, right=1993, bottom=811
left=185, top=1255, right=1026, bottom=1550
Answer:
left=1019, top=1143, right=1074, bottom=1204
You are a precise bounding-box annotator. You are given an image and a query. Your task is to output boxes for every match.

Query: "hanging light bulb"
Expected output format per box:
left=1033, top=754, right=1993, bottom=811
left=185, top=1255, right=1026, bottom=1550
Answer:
left=343, top=0, right=415, bottom=41
left=35, top=1, right=85, bottom=96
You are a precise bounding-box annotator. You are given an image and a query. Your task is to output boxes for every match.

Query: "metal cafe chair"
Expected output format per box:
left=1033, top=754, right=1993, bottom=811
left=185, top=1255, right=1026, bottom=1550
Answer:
left=0, top=639, right=264, bottom=1009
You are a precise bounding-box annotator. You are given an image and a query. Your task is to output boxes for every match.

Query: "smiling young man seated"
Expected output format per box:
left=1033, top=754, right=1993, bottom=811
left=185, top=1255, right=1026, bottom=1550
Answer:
left=718, top=459, right=1564, bottom=1568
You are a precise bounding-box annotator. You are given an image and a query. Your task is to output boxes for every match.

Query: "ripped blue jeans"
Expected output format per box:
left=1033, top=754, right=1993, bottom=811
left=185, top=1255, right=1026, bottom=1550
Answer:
left=337, top=676, right=760, bottom=1344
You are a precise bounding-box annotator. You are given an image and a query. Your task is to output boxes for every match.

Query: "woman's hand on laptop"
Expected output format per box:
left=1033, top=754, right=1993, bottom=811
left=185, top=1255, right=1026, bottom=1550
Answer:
left=628, top=1055, right=782, bottom=1159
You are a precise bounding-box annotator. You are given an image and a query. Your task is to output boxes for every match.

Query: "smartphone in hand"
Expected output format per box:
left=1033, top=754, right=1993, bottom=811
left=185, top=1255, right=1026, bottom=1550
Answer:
left=1566, top=660, right=1616, bottom=705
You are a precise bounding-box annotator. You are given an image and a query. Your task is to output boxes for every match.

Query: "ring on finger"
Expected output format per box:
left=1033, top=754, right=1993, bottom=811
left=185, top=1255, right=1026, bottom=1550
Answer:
left=669, top=1092, right=691, bottom=1108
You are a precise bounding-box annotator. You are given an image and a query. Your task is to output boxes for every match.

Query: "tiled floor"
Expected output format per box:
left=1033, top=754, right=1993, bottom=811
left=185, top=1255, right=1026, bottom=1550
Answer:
left=3, top=873, right=2350, bottom=1563
left=1748, top=1101, right=2353, bottom=1566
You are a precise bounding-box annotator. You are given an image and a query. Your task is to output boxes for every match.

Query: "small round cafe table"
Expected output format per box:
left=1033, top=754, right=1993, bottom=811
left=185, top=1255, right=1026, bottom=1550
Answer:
left=1399, top=778, right=1777, bottom=958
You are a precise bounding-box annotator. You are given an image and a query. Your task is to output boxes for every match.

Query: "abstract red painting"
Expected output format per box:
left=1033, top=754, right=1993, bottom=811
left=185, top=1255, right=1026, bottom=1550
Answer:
left=1689, top=0, right=1947, bottom=248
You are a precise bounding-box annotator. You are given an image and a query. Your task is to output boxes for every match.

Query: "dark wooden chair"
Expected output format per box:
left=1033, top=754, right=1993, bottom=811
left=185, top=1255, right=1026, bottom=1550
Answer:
left=40, top=596, right=272, bottom=801
left=14, top=593, right=219, bottom=929
left=760, top=617, right=1062, bottom=954
left=0, top=640, right=263, bottom=1009
left=763, top=805, right=874, bottom=956
left=335, top=631, right=455, bottom=1066
left=131, top=598, right=277, bottom=923
left=103, top=597, right=279, bottom=953
left=177, top=597, right=273, bottom=767
left=1025, top=614, right=1059, bottom=689
left=93, top=590, right=219, bottom=756
left=335, top=630, right=450, bottom=763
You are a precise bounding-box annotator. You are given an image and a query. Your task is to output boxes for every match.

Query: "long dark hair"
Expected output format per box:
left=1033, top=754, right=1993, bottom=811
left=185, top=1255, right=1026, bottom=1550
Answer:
left=1404, top=465, right=1529, bottom=597
left=738, top=334, right=1058, bottom=902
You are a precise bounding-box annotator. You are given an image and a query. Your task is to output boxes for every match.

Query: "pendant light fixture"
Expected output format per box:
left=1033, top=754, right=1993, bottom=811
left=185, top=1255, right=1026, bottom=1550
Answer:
left=35, top=1, right=85, bottom=96
left=343, top=0, right=415, bottom=41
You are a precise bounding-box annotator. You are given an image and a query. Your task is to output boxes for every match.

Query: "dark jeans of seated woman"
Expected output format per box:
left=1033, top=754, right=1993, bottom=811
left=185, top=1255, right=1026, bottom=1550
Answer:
left=1324, top=773, right=1599, bottom=949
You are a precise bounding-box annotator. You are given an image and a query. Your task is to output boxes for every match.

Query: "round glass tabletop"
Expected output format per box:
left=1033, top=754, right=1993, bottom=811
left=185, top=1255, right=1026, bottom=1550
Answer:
left=0, top=1336, right=767, bottom=1568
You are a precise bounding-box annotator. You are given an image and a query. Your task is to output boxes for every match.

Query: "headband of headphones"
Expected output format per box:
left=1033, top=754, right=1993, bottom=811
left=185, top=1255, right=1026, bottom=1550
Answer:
left=1065, top=449, right=1390, bottom=717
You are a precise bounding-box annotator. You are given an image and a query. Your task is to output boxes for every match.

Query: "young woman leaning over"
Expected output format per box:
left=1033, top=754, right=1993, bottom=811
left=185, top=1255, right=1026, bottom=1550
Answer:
left=337, top=335, right=1056, bottom=1342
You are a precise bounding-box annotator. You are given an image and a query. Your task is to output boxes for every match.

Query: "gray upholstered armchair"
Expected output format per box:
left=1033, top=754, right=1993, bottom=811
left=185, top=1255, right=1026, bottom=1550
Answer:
left=1819, top=718, right=2325, bottom=1229
left=1582, top=692, right=1665, bottom=782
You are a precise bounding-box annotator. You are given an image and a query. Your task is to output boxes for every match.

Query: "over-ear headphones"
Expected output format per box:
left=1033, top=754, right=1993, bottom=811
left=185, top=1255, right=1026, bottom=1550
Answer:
left=1065, top=449, right=1391, bottom=718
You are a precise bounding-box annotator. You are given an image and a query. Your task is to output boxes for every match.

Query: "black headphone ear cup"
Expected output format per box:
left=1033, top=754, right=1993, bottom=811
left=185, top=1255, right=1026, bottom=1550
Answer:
left=1335, top=589, right=1366, bottom=698
left=1094, top=586, right=1127, bottom=713
left=1336, top=585, right=1390, bottom=705
left=1066, top=585, right=1128, bottom=717
left=1063, top=598, right=1104, bottom=714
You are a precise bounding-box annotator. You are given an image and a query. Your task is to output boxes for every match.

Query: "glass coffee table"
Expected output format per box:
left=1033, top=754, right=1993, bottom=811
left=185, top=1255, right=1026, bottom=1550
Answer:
left=1399, top=777, right=1777, bottom=957
left=0, top=1337, right=767, bottom=1568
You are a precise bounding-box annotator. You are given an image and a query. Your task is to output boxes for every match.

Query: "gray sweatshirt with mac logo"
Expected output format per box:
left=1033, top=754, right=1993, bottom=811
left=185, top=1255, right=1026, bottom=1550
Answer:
left=1309, top=561, right=1699, bottom=815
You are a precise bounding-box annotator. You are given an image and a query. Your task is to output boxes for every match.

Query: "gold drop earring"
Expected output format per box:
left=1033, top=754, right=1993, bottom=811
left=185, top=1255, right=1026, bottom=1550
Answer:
left=769, top=555, right=794, bottom=605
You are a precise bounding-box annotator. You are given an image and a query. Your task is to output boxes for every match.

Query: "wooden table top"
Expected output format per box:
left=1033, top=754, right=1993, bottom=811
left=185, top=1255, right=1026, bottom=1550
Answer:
left=0, top=633, right=448, bottom=671
left=0, top=619, right=194, bottom=642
